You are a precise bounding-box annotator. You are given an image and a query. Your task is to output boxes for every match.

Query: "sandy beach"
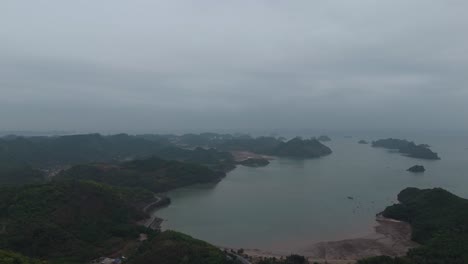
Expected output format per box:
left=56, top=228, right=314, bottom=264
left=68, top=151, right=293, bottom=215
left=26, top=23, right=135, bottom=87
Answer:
left=231, top=151, right=275, bottom=162
left=227, top=216, right=417, bottom=264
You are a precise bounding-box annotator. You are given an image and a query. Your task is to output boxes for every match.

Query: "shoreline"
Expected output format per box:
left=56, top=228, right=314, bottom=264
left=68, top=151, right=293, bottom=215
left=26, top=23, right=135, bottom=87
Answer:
left=142, top=197, right=417, bottom=263
left=137, top=165, right=417, bottom=263
left=139, top=151, right=274, bottom=231
left=231, top=151, right=275, bottom=162
left=139, top=194, right=170, bottom=230
left=223, top=216, right=417, bottom=264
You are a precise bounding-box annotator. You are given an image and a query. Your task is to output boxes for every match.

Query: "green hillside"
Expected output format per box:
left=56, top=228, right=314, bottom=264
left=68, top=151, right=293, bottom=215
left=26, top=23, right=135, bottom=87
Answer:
left=57, top=156, right=225, bottom=193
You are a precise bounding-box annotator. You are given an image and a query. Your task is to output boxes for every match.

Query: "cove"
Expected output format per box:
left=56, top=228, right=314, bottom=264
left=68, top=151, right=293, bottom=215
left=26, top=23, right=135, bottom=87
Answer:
left=155, top=137, right=468, bottom=252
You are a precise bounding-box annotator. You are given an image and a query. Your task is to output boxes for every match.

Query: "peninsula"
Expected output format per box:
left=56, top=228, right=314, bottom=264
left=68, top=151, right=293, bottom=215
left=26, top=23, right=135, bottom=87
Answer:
left=357, top=187, right=468, bottom=264
left=237, top=158, right=270, bottom=167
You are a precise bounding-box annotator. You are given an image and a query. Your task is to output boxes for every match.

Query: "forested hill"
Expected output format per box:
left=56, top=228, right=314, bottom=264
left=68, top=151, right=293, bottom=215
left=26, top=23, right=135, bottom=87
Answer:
left=126, top=231, right=237, bottom=264
left=359, top=187, right=468, bottom=264
left=0, top=181, right=151, bottom=263
left=0, top=133, right=333, bottom=169
left=273, top=137, right=332, bottom=158
left=0, top=133, right=158, bottom=166
left=0, top=133, right=333, bottom=185
left=382, top=187, right=468, bottom=244
left=0, top=133, right=233, bottom=167
left=57, top=156, right=226, bottom=193
left=175, top=133, right=332, bottom=157
left=371, top=138, right=440, bottom=160
left=0, top=180, right=240, bottom=264
left=0, top=250, right=45, bottom=264
left=0, top=163, right=43, bottom=186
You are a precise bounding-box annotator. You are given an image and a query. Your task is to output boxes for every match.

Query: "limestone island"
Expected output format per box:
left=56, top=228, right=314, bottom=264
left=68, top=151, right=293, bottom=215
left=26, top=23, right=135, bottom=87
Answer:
left=156, top=133, right=333, bottom=159
left=217, top=136, right=332, bottom=159
left=273, top=137, right=332, bottom=158
left=407, top=165, right=425, bottom=173
left=358, top=140, right=368, bottom=144
left=372, top=138, right=440, bottom=160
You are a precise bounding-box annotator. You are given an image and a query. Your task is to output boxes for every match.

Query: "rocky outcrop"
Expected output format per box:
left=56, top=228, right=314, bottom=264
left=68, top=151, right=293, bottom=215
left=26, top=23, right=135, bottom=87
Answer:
left=407, top=165, right=425, bottom=173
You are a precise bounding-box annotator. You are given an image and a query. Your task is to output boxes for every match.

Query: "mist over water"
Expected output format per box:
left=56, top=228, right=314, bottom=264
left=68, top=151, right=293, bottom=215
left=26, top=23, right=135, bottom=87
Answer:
left=156, top=135, right=468, bottom=252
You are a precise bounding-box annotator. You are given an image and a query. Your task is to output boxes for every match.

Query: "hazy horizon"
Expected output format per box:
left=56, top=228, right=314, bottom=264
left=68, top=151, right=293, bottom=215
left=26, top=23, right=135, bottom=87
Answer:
left=2, top=1, right=467, bottom=133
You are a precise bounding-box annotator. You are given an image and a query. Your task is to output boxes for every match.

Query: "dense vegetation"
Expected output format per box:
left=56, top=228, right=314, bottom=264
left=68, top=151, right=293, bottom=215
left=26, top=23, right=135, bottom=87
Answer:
left=257, top=254, right=309, bottom=264
left=357, top=256, right=412, bottom=264
left=127, top=231, right=238, bottom=264
left=0, top=163, right=44, bottom=186
left=0, top=133, right=236, bottom=186
left=0, top=180, right=240, bottom=264
left=211, top=136, right=332, bottom=158
left=359, top=187, right=468, bottom=264
left=0, top=134, right=160, bottom=166
left=382, top=188, right=468, bottom=244
left=0, top=133, right=331, bottom=183
left=150, top=133, right=332, bottom=159
left=0, top=250, right=46, bottom=264
left=57, top=156, right=225, bottom=193
left=152, top=146, right=235, bottom=171
left=0, top=181, right=151, bottom=263
left=221, top=137, right=332, bottom=158
left=0, top=132, right=335, bottom=264
left=372, top=138, right=440, bottom=160
left=0, top=133, right=234, bottom=168
left=9, top=132, right=468, bottom=264
left=237, top=158, right=270, bottom=167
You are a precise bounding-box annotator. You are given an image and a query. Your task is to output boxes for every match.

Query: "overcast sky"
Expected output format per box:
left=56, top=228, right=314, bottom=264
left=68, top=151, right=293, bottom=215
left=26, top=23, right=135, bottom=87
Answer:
left=1, top=0, right=467, bottom=134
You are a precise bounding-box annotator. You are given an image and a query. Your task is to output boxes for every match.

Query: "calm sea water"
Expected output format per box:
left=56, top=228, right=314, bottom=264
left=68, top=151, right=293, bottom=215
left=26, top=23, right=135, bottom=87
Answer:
left=155, top=135, right=468, bottom=252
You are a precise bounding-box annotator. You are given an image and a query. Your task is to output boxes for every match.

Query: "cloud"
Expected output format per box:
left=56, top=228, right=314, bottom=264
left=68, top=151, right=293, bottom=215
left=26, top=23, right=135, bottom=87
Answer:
left=0, top=0, right=467, bottom=133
